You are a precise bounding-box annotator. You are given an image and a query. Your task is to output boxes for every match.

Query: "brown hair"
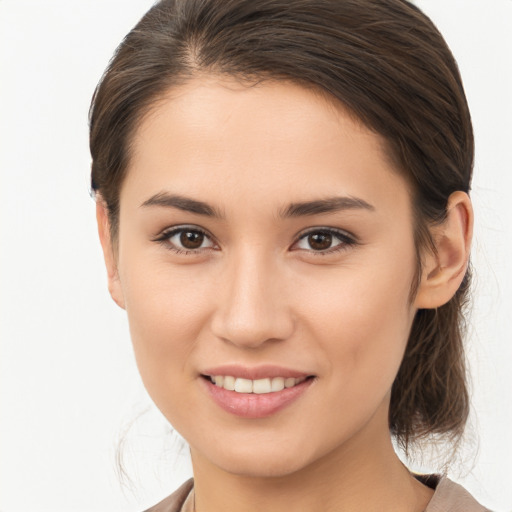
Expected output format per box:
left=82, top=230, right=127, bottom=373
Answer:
left=90, top=0, right=473, bottom=451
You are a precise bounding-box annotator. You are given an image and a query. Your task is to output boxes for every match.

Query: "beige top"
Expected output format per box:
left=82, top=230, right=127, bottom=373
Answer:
left=144, top=475, right=490, bottom=512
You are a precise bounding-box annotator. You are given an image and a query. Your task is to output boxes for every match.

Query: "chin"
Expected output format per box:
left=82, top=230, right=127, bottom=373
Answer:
left=192, top=434, right=327, bottom=479
left=220, top=452, right=313, bottom=479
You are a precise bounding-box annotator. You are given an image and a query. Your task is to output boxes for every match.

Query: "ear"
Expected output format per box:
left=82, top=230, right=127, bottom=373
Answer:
left=414, top=191, right=473, bottom=309
left=96, top=199, right=126, bottom=310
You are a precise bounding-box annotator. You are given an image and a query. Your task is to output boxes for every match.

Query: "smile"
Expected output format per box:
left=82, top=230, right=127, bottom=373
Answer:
left=201, top=371, right=315, bottom=418
left=207, top=375, right=309, bottom=394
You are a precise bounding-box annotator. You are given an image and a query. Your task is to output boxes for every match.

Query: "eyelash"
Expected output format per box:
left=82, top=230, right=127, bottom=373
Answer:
left=153, top=226, right=358, bottom=256
left=153, top=226, right=216, bottom=255
left=294, top=228, right=358, bottom=255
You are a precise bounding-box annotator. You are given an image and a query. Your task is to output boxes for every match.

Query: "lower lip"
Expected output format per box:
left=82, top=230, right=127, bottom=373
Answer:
left=202, top=377, right=314, bottom=419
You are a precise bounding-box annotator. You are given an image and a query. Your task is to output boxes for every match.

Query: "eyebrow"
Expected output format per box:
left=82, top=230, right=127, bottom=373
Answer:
left=280, top=196, right=375, bottom=217
left=140, top=192, right=375, bottom=218
left=140, top=192, right=224, bottom=218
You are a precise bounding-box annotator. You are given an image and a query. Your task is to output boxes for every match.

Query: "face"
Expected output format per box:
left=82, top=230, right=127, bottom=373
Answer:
left=108, top=77, right=421, bottom=478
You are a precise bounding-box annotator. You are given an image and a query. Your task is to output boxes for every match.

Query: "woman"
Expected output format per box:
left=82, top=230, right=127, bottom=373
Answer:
left=90, top=0, right=488, bottom=510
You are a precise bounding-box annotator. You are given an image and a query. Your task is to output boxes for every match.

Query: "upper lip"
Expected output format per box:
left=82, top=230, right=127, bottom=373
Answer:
left=201, top=364, right=313, bottom=380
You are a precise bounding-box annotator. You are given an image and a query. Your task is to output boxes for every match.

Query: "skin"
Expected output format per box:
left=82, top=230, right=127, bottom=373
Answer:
left=97, top=77, right=473, bottom=512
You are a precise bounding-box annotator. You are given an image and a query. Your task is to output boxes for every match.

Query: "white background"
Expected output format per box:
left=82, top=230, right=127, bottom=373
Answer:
left=0, top=1, right=511, bottom=510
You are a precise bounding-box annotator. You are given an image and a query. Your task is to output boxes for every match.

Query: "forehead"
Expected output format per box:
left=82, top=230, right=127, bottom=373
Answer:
left=123, top=76, right=411, bottom=216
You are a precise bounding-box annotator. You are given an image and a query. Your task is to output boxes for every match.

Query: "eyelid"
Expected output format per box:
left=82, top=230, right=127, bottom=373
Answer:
left=152, top=224, right=218, bottom=253
left=152, top=224, right=358, bottom=255
left=296, top=226, right=356, bottom=239
left=291, top=226, right=358, bottom=253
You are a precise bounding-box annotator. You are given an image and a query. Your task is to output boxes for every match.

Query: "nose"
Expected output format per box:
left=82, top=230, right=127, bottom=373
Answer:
left=210, top=249, right=295, bottom=349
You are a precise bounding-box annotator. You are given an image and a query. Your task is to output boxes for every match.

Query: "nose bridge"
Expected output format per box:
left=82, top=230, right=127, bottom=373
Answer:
left=211, top=244, right=293, bottom=348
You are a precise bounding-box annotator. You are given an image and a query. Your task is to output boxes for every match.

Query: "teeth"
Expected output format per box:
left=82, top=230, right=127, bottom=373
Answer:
left=223, top=375, right=235, bottom=391
left=234, top=378, right=253, bottom=393
left=253, top=378, right=271, bottom=394
left=285, top=377, right=296, bottom=388
left=210, top=375, right=308, bottom=394
left=271, top=377, right=285, bottom=392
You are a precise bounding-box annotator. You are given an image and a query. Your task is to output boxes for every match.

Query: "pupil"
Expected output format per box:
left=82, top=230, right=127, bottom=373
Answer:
left=309, top=232, right=332, bottom=250
left=180, top=231, right=204, bottom=249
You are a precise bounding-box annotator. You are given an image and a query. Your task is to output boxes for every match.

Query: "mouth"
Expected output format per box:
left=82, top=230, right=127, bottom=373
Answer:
left=200, top=369, right=316, bottom=418
left=201, top=374, right=314, bottom=394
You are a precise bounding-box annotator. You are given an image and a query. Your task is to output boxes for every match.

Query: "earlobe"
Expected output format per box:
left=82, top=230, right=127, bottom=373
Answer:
left=414, top=191, right=473, bottom=309
left=96, top=199, right=126, bottom=310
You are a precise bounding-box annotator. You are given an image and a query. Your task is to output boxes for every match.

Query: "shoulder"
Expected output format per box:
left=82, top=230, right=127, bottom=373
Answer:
left=143, top=475, right=491, bottom=512
left=143, top=479, right=194, bottom=512
left=425, top=476, right=491, bottom=512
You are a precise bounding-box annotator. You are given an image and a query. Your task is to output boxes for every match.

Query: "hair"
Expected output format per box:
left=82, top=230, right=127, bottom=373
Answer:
left=90, top=0, right=473, bottom=453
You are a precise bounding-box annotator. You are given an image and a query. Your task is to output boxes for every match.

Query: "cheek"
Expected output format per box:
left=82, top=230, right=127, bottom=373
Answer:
left=118, top=257, right=215, bottom=396
left=296, top=254, right=416, bottom=401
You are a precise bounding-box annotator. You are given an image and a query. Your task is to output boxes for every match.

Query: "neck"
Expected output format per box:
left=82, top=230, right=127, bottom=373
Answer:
left=190, top=402, right=434, bottom=512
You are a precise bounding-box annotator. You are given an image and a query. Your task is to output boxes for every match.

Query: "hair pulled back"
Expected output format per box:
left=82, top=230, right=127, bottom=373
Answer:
left=90, top=0, right=474, bottom=451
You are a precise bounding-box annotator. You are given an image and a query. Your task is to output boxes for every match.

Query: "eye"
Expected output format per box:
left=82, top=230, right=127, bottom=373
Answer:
left=154, top=226, right=216, bottom=253
left=293, top=228, right=356, bottom=253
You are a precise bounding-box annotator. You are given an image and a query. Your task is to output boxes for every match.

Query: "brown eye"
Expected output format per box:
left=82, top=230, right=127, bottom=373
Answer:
left=180, top=230, right=205, bottom=249
left=294, top=228, right=356, bottom=254
left=307, top=232, right=332, bottom=251
left=158, top=226, right=216, bottom=253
